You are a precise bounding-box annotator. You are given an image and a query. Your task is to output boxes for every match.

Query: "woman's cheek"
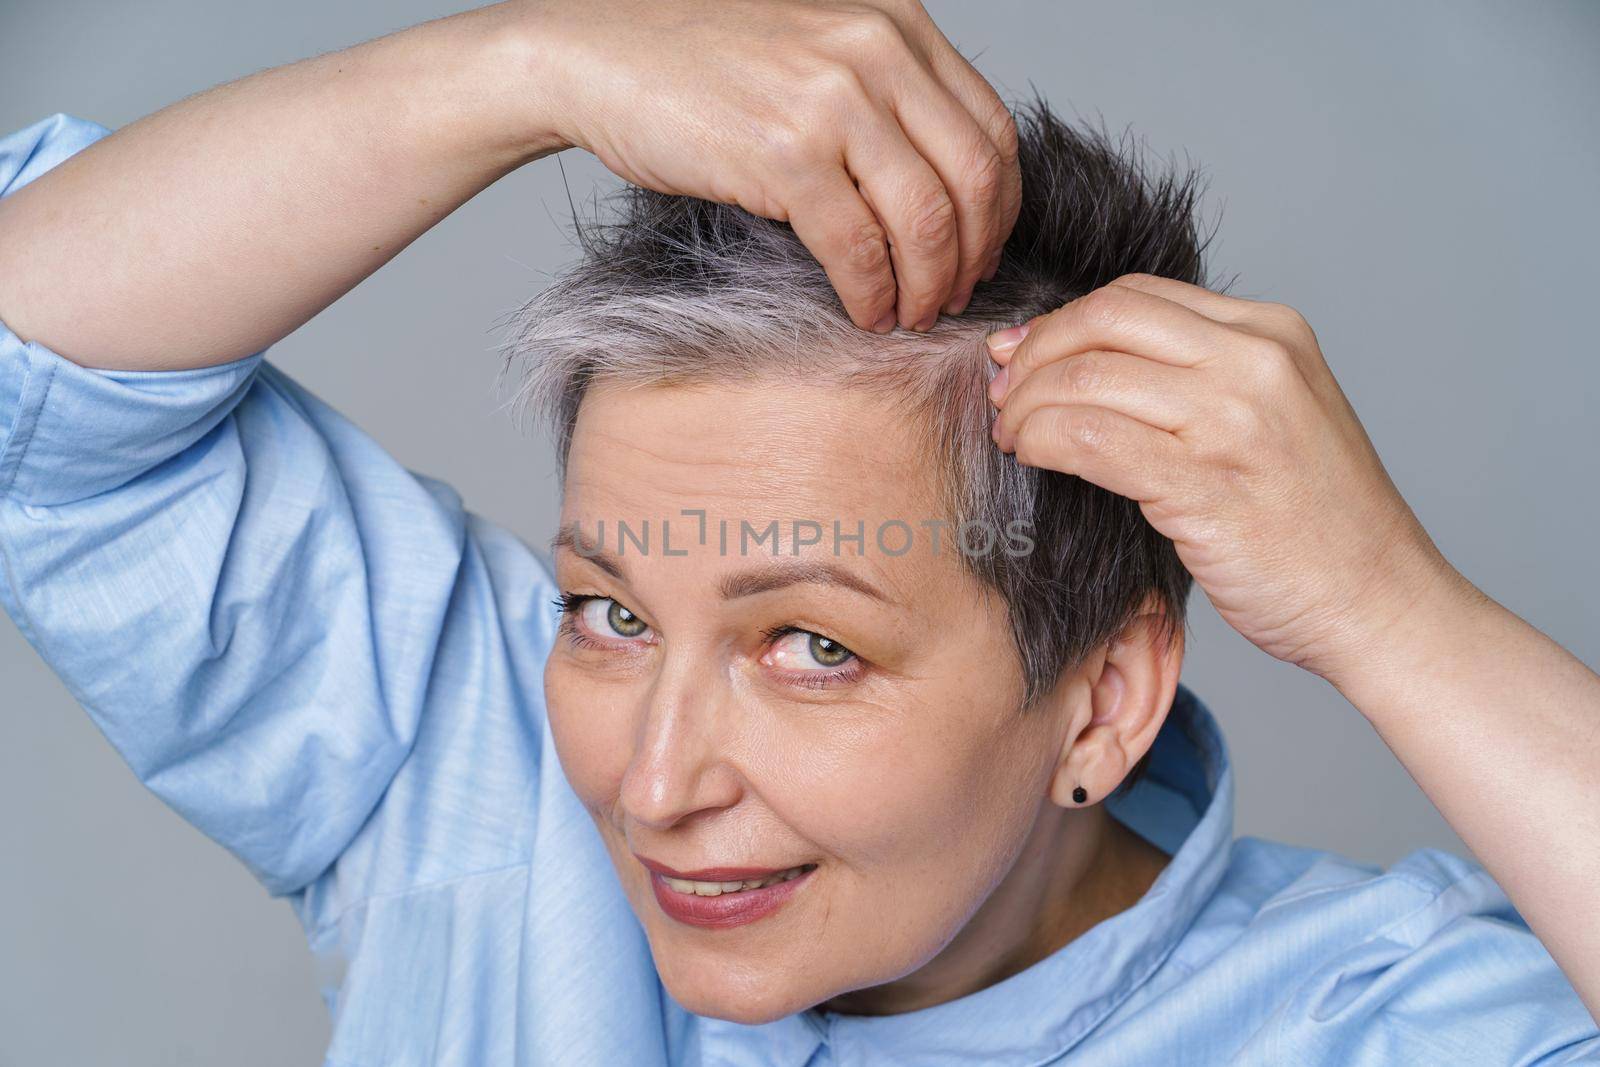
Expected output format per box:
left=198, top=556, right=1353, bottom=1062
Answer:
left=544, top=658, right=635, bottom=806
left=765, top=711, right=1031, bottom=980
left=822, top=697, right=1043, bottom=903
left=771, top=705, right=997, bottom=870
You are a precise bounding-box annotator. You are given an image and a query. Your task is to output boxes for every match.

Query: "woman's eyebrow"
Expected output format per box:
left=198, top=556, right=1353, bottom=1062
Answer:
left=550, top=528, right=896, bottom=606
left=550, top=527, right=629, bottom=584
left=717, top=559, right=896, bottom=606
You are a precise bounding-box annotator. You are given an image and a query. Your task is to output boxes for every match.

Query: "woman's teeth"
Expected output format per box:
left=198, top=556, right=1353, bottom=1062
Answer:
left=661, top=865, right=812, bottom=896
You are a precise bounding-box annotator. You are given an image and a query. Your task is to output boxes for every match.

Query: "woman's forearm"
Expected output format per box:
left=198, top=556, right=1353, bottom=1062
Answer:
left=0, top=2, right=561, bottom=371
left=1329, top=555, right=1600, bottom=1017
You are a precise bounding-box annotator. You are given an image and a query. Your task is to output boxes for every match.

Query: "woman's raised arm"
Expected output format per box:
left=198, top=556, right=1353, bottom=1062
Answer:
left=0, top=0, right=1022, bottom=372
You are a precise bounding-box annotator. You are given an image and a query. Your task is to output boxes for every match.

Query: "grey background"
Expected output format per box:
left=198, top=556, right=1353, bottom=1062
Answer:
left=2, top=1, right=1596, bottom=1063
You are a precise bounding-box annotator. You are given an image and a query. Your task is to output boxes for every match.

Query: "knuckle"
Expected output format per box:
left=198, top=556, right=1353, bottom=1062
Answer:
left=1239, top=337, right=1299, bottom=397
left=1065, top=409, right=1113, bottom=452
left=759, top=121, right=815, bottom=170
left=1062, top=353, right=1108, bottom=398
left=1076, top=285, right=1133, bottom=329
left=1257, top=300, right=1300, bottom=326
left=1248, top=334, right=1295, bottom=372
left=905, top=187, right=958, bottom=247
left=991, top=105, right=1020, bottom=166
left=1021, top=408, right=1111, bottom=460
left=965, top=144, right=1005, bottom=209
left=1213, top=392, right=1260, bottom=442
left=1263, top=301, right=1316, bottom=344
left=805, top=61, right=869, bottom=111
left=827, top=7, right=904, bottom=57
left=842, top=217, right=891, bottom=272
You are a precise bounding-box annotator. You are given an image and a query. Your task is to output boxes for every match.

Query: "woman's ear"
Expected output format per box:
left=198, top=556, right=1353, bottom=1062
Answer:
left=1050, top=596, right=1184, bottom=808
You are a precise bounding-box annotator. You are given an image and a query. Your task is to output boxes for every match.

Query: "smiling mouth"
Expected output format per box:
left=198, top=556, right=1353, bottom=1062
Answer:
left=659, top=864, right=817, bottom=897
left=645, top=861, right=819, bottom=928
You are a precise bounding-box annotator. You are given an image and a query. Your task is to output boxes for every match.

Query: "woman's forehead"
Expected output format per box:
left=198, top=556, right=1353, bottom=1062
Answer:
left=563, top=378, right=942, bottom=523
left=556, top=379, right=983, bottom=606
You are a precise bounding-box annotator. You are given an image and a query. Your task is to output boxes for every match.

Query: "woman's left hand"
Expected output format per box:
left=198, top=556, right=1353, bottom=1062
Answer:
left=986, top=272, right=1463, bottom=685
left=987, top=272, right=1600, bottom=1019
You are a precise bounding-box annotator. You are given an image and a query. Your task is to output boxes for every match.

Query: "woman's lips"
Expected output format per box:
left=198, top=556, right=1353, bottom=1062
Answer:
left=635, top=856, right=798, bottom=881
left=639, top=857, right=818, bottom=929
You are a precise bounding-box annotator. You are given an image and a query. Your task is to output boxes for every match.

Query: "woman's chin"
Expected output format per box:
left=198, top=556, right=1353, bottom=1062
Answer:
left=656, top=958, right=828, bottom=1025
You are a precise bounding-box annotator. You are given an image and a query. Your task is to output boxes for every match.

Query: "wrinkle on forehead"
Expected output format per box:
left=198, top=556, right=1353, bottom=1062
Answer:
left=565, top=378, right=943, bottom=520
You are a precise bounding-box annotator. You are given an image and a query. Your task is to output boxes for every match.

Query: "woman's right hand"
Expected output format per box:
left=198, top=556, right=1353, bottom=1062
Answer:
left=520, top=0, right=1021, bottom=333
left=0, top=0, right=1014, bottom=372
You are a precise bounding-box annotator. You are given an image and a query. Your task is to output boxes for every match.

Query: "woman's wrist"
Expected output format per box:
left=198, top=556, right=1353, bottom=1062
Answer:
left=1317, top=533, right=1494, bottom=722
left=452, top=2, right=576, bottom=168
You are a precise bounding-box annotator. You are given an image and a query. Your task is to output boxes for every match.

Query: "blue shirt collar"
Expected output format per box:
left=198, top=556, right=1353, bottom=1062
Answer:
left=693, top=682, right=1234, bottom=1065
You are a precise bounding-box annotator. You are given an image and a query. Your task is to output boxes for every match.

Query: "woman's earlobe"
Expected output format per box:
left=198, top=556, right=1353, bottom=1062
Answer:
left=1048, top=755, right=1101, bottom=808
left=1050, top=608, right=1182, bottom=810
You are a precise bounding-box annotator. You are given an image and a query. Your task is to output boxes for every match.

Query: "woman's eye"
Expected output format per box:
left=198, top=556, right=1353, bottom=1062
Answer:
left=765, top=629, right=858, bottom=673
left=579, top=596, right=651, bottom=640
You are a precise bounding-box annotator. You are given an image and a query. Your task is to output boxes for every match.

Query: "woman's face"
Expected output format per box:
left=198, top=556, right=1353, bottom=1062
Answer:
left=545, top=378, right=1072, bottom=1024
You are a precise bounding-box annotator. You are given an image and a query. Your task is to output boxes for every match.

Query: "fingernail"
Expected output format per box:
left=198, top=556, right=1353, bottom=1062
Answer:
left=913, top=313, right=937, bottom=333
left=986, top=321, right=1031, bottom=353
left=873, top=312, right=897, bottom=334
left=944, top=288, right=973, bottom=317
left=987, top=365, right=1009, bottom=404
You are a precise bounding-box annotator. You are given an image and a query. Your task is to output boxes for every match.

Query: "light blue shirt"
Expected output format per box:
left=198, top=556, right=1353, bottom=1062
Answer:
left=2, top=113, right=1596, bottom=1067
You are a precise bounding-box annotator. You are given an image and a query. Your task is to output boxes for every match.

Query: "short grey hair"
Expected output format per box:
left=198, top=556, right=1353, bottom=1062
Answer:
left=502, top=94, right=1213, bottom=712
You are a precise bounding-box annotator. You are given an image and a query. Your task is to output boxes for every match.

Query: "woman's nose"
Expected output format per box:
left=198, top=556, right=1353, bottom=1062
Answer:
left=617, top=662, right=743, bottom=831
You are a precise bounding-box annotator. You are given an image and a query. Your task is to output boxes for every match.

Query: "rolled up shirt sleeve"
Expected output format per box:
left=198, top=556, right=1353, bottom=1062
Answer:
left=0, top=111, right=110, bottom=197
left=0, top=332, right=265, bottom=503
left=0, top=114, right=483, bottom=897
left=0, top=112, right=265, bottom=502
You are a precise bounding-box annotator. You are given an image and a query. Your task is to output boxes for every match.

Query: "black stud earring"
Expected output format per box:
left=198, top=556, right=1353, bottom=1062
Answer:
left=1071, top=786, right=1087, bottom=804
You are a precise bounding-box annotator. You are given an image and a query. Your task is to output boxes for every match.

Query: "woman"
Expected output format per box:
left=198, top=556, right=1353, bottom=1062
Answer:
left=0, top=1, right=1595, bottom=1064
